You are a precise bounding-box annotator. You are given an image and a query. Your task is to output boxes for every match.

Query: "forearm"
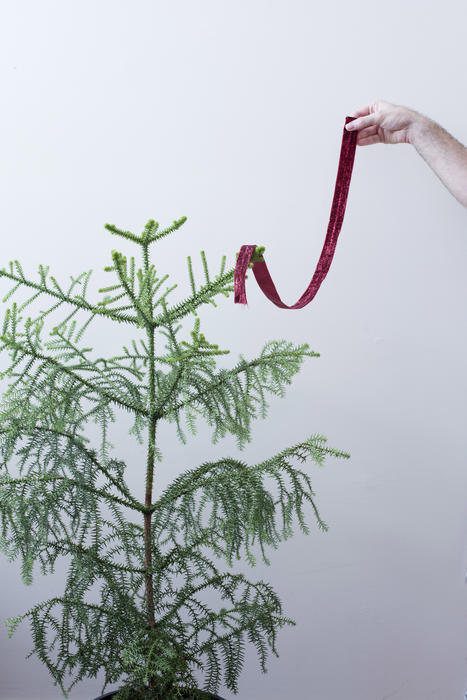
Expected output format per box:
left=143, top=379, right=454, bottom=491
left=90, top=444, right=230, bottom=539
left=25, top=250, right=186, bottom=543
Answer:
left=409, top=114, right=467, bottom=208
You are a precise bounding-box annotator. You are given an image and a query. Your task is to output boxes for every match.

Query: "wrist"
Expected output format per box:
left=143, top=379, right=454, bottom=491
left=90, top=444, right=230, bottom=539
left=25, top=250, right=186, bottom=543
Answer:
left=407, top=112, right=433, bottom=147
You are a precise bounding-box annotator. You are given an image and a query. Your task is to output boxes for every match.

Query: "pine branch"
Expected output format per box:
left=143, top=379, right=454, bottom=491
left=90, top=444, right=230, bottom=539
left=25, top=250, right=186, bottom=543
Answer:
left=160, top=340, right=319, bottom=448
left=0, top=332, right=149, bottom=417
left=0, top=264, right=139, bottom=326
left=156, top=571, right=293, bottom=694
left=5, top=595, right=145, bottom=697
left=104, top=216, right=187, bottom=247
left=152, top=267, right=235, bottom=328
left=32, top=424, right=141, bottom=509
left=0, top=472, right=141, bottom=522
left=150, top=435, right=350, bottom=569
left=144, top=216, right=188, bottom=245
left=168, top=342, right=318, bottom=414
left=39, top=538, right=145, bottom=577
left=110, top=250, right=155, bottom=327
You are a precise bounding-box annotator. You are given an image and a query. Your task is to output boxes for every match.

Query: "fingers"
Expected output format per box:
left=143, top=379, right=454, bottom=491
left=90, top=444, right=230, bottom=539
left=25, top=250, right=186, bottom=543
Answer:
left=357, top=134, right=380, bottom=146
left=346, top=113, right=378, bottom=131
left=354, top=124, right=381, bottom=146
left=346, top=118, right=381, bottom=146
left=359, top=125, right=378, bottom=138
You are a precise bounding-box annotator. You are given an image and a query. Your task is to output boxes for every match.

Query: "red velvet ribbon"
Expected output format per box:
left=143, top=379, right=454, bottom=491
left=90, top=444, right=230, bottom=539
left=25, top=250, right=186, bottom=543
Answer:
left=234, top=115, right=358, bottom=308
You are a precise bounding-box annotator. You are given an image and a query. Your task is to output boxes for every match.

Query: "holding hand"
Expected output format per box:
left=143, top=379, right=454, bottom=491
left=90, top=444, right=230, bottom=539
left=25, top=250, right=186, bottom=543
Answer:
left=344, top=98, right=467, bottom=207
left=345, top=99, right=425, bottom=146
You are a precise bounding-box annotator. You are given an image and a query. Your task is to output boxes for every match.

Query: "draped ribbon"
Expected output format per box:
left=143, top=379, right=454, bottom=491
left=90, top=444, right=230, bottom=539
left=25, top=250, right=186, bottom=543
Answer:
left=234, top=115, right=358, bottom=308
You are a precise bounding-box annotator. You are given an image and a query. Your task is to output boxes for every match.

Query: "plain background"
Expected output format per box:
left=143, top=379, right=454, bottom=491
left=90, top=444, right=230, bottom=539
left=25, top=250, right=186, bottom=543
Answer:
left=1, top=1, right=467, bottom=699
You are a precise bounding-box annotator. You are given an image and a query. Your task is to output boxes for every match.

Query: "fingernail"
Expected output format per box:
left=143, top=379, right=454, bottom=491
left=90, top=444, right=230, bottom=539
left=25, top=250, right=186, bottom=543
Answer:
left=346, top=122, right=354, bottom=130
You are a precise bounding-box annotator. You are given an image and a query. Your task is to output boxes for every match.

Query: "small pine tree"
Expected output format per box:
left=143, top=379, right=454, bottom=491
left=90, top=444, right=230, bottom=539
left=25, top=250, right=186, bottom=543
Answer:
left=0, top=217, right=350, bottom=699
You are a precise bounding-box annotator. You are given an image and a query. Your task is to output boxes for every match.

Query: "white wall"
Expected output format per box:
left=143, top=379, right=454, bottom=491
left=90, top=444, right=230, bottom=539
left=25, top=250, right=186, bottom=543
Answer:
left=1, top=1, right=467, bottom=699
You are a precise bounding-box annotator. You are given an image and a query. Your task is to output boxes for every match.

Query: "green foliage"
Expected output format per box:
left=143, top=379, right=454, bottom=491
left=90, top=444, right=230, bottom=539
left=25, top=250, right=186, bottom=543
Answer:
left=0, top=217, right=350, bottom=699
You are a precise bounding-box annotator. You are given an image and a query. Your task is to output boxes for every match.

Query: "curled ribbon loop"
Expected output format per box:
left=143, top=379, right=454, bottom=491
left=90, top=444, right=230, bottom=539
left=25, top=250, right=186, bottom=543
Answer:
left=234, top=115, right=358, bottom=309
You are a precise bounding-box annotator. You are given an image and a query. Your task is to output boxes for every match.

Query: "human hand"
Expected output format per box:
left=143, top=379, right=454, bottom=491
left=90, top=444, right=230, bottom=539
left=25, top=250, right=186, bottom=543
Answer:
left=345, top=99, right=428, bottom=146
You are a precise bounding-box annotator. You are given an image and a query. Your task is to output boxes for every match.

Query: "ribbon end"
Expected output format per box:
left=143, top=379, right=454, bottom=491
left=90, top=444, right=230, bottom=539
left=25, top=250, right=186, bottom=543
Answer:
left=234, top=287, right=248, bottom=305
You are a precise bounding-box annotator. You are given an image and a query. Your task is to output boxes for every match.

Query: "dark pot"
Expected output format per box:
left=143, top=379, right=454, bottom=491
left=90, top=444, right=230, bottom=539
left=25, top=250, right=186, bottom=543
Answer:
left=93, top=689, right=226, bottom=700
